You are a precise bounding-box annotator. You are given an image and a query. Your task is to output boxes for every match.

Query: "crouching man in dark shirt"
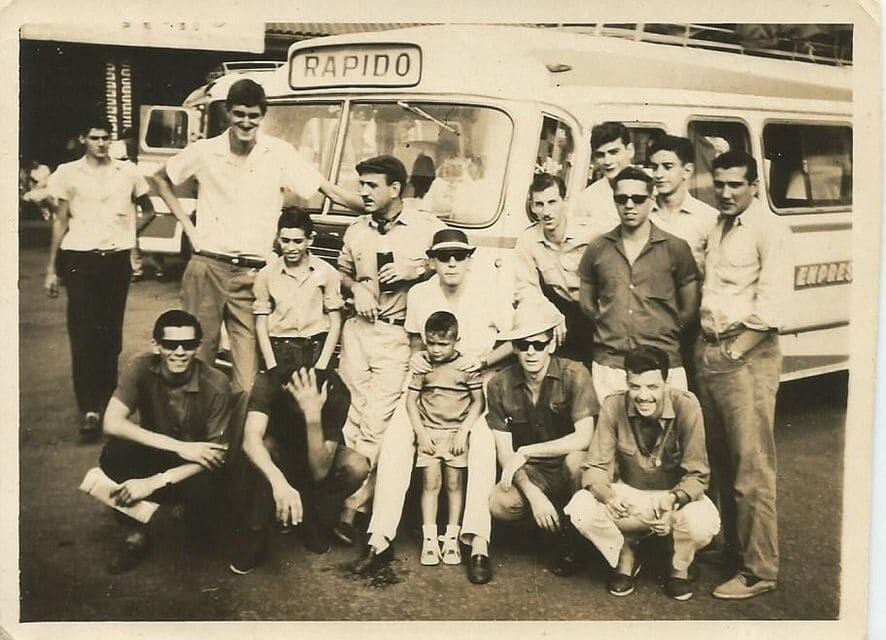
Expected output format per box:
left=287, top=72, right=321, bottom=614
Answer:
left=230, top=363, right=370, bottom=574
left=565, top=345, right=720, bottom=601
left=100, top=309, right=233, bottom=574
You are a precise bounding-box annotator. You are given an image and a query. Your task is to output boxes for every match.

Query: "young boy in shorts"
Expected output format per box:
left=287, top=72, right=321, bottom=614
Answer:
left=253, top=208, right=343, bottom=377
left=406, top=311, right=485, bottom=566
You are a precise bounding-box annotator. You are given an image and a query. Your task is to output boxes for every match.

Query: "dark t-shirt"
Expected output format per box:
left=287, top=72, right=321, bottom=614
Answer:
left=247, top=369, right=350, bottom=456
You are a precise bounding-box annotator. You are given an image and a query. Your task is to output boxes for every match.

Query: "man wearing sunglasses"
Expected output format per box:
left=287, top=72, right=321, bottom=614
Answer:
left=153, top=79, right=363, bottom=394
left=579, top=166, right=700, bottom=402
left=98, top=310, right=233, bottom=573
left=488, top=302, right=598, bottom=576
left=353, top=228, right=512, bottom=584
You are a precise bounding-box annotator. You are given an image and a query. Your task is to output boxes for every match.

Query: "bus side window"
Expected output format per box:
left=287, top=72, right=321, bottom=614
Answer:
left=627, top=126, right=666, bottom=173
left=687, top=119, right=752, bottom=208
left=763, top=123, right=852, bottom=211
left=536, top=115, right=575, bottom=182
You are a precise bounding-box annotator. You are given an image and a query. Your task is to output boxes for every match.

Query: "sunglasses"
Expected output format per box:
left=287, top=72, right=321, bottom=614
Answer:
left=613, top=194, right=651, bottom=205
left=159, top=339, right=201, bottom=351
left=430, top=250, right=471, bottom=262
left=513, top=338, right=551, bottom=352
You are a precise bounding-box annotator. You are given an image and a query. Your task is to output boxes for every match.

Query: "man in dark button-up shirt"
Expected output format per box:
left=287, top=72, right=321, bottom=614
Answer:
left=564, top=346, right=720, bottom=601
left=578, top=166, right=699, bottom=403
left=487, top=303, right=598, bottom=575
left=99, top=310, right=233, bottom=573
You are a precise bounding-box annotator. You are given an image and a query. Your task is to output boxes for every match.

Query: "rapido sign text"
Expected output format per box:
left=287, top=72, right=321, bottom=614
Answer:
left=290, top=44, right=421, bottom=89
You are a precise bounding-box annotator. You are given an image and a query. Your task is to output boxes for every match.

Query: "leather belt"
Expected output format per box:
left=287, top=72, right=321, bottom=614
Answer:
left=195, top=250, right=266, bottom=270
left=376, top=316, right=406, bottom=327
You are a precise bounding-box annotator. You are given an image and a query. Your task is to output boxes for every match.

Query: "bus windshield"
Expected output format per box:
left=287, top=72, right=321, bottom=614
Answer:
left=334, top=102, right=512, bottom=227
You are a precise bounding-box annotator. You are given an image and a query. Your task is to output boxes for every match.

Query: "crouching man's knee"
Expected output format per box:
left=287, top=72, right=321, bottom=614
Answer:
left=336, top=447, right=372, bottom=493
left=489, top=485, right=526, bottom=522
left=672, top=495, right=721, bottom=546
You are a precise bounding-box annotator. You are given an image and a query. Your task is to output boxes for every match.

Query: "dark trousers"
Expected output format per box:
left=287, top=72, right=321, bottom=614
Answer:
left=539, top=281, right=594, bottom=364
left=59, top=249, right=131, bottom=415
left=100, top=438, right=222, bottom=529
left=239, top=440, right=370, bottom=537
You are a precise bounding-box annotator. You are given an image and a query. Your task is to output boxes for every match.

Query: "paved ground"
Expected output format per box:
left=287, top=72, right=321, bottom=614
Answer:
left=17, top=222, right=846, bottom=621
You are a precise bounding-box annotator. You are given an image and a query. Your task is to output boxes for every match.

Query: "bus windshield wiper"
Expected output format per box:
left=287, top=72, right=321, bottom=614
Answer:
left=397, top=101, right=460, bottom=136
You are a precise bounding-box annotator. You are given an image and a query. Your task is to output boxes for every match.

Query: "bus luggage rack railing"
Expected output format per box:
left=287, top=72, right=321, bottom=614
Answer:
left=543, top=23, right=853, bottom=67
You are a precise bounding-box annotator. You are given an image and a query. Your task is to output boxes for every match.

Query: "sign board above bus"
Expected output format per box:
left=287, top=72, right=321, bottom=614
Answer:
left=289, top=44, right=421, bottom=90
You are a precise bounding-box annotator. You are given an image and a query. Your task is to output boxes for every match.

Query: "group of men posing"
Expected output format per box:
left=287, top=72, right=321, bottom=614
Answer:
left=45, top=78, right=790, bottom=602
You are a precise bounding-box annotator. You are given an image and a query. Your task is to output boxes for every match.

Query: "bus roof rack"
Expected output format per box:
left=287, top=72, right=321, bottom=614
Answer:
left=539, top=23, right=853, bottom=67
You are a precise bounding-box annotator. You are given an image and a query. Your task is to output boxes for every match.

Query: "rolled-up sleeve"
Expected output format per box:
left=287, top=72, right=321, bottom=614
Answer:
left=513, top=233, right=543, bottom=304
left=671, top=395, right=710, bottom=500
left=581, top=396, right=619, bottom=502
left=252, top=266, right=273, bottom=315
left=744, top=221, right=791, bottom=331
left=337, top=225, right=357, bottom=278
left=322, top=266, right=344, bottom=311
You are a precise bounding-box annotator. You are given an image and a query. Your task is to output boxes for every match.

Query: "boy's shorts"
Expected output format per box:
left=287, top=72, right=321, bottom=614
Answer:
left=415, top=429, right=468, bottom=469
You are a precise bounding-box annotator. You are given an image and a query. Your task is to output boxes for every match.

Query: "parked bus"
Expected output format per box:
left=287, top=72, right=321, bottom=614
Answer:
left=138, top=24, right=852, bottom=380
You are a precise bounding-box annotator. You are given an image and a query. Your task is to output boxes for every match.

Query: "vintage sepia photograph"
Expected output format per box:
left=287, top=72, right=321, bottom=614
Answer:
left=3, top=2, right=881, bottom=638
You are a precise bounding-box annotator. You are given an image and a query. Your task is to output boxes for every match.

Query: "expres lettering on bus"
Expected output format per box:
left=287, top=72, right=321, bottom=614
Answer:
left=302, top=53, right=412, bottom=78
left=794, top=261, right=852, bottom=289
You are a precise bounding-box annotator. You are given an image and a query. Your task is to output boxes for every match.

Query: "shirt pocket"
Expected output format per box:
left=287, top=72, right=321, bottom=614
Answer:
left=647, top=270, right=675, bottom=301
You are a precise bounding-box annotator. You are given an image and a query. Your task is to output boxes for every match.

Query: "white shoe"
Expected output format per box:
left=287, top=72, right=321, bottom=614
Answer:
left=420, top=538, right=441, bottom=566
left=440, top=535, right=461, bottom=565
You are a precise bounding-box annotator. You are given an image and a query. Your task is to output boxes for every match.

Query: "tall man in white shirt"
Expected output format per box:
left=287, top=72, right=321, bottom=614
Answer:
left=569, top=122, right=635, bottom=235
left=45, top=115, right=154, bottom=437
left=153, top=79, right=361, bottom=393
left=694, top=150, right=791, bottom=600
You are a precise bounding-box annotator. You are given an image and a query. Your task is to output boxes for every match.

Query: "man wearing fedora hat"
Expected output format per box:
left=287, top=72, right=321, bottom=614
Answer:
left=487, top=302, right=599, bottom=575
left=335, top=155, right=444, bottom=541
left=352, top=228, right=514, bottom=583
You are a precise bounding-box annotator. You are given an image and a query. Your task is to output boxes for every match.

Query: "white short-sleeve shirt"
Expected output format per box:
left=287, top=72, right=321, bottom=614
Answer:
left=49, top=157, right=150, bottom=251
left=165, top=130, right=324, bottom=257
left=405, top=271, right=513, bottom=359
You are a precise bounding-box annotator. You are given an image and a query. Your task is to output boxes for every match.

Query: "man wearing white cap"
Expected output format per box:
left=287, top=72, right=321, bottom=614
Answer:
left=351, top=228, right=513, bottom=584
left=488, top=302, right=598, bottom=575
left=564, top=345, right=720, bottom=601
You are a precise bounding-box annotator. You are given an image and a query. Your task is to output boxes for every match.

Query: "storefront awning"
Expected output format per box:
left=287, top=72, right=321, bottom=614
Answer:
left=21, top=22, right=266, bottom=53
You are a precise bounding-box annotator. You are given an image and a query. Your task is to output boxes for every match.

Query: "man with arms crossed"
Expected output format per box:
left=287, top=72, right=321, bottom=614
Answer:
left=352, top=228, right=512, bottom=584
left=565, top=345, right=720, bottom=601
left=578, top=167, right=700, bottom=402
left=694, top=150, right=790, bottom=599
left=100, top=310, right=231, bottom=573
left=152, top=78, right=361, bottom=393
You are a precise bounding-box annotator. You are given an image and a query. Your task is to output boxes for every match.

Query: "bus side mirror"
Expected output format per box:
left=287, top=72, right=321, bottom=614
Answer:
left=139, top=106, right=201, bottom=155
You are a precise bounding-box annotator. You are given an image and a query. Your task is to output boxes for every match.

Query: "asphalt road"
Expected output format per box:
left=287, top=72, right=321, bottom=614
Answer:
left=17, top=224, right=847, bottom=621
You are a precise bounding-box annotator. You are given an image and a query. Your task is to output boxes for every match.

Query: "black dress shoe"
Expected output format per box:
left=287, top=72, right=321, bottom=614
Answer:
left=107, top=530, right=150, bottom=574
left=301, top=523, right=332, bottom=555
left=351, top=544, right=393, bottom=576
left=551, top=548, right=582, bottom=577
left=467, top=554, right=492, bottom=584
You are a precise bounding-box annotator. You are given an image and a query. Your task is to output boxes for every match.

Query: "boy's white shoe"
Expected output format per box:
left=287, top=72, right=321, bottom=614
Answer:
left=441, top=535, right=461, bottom=565
left=421, top=537, right=442, bottom=566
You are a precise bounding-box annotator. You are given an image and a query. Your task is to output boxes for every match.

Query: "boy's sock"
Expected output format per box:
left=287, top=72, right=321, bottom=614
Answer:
left=444, top=524, right=460, bottom=540
left=422, top=524, right=438, bottom=541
